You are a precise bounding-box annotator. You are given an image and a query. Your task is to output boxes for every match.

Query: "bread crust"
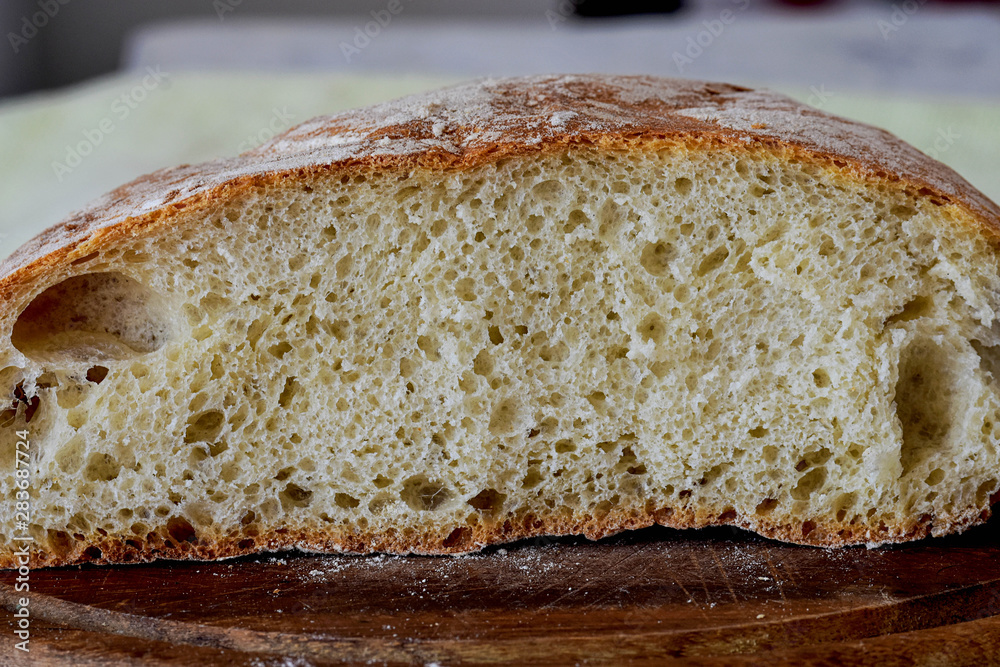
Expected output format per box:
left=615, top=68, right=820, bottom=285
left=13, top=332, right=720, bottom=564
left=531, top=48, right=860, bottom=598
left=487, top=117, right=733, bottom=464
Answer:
left=2, top=500, right=989, bottom=569
left=3, top=75, right=1000, bottom=567
left=3, top=75, right=999, bottom=300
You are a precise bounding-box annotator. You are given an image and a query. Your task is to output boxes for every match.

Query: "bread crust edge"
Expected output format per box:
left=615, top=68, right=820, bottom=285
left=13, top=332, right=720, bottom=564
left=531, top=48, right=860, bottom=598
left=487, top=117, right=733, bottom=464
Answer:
left=4, top=500, right=991, bottom=569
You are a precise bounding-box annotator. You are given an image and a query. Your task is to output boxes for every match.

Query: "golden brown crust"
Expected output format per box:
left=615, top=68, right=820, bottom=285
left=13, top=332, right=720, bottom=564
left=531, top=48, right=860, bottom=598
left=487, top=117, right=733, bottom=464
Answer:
left=3, top=74, right=1000, bottom=568
left=3, top=75, right=999, bottom=301
left=4, top=501, right=990, bottom=569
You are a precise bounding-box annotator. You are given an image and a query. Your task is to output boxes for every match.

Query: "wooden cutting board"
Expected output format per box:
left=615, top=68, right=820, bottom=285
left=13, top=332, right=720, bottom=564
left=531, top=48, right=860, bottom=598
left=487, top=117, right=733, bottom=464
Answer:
left=4, top=514, right=1000, bottom=666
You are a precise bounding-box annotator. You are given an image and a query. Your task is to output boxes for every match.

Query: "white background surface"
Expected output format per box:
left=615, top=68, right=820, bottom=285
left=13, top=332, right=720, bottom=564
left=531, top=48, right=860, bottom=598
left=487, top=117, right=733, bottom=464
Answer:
left=125, top=8, right=1000, bottom=97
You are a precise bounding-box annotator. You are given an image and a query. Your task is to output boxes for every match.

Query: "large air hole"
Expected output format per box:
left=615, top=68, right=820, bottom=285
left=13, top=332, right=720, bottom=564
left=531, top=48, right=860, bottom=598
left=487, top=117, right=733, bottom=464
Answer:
left=165, top=516, right=197, bottom=543
left=885, top=295, right=932, bottom=328
left=639, top=313, right=667, bottom=344
left=280, top=483, right=313, bottom=510
left=401, top=475, right=452, bottom=511
left=489, top=398, right=521, bottom=435
left=895, top=338, right=956, bottom=478
left=83, top=452, right=121, bottom=482
left=791, top=467, right=827, bottom=501
left=468, top=488, right=506, bottom=517
left=640, top=241, right=674, bottom=277
left=12, top=272, right=173, bottom=363
left=972, top=339, right=1000, bottom=383
left=696, top=246, right=730, bottom=277
left=184, top=410, right=225, bottom=444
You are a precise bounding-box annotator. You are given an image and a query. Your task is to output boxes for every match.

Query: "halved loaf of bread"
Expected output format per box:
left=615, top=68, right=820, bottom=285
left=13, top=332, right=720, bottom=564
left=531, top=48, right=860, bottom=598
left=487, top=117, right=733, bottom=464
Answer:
left=3, top=75, right=1000, bottom=568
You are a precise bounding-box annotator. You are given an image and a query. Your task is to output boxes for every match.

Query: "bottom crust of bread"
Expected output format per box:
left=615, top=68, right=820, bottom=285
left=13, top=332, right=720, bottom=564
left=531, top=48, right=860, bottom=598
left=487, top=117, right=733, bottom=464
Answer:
left=7, top=502, right=992, bottom=569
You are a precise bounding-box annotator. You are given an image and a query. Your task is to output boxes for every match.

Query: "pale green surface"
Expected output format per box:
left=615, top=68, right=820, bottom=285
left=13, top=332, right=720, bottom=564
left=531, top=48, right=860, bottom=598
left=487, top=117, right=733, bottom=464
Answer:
left=0, top=72, right=460, bottom=258
left=0, top=73, right=997, bottom=260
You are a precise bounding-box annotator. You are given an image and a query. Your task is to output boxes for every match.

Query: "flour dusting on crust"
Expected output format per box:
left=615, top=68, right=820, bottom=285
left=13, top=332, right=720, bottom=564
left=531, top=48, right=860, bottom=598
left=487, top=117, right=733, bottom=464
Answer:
left=3, top=74, right=998, bottom=290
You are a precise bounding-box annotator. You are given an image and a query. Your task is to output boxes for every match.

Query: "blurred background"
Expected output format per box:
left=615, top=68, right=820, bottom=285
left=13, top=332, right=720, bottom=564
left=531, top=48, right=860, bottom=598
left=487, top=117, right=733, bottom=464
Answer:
left=1, top=0, right=999, bottom=254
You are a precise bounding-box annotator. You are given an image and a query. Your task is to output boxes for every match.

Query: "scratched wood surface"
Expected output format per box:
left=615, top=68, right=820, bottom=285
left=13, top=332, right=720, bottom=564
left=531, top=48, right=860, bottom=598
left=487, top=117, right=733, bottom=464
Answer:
left=4, top=515, right=1000, bottom=666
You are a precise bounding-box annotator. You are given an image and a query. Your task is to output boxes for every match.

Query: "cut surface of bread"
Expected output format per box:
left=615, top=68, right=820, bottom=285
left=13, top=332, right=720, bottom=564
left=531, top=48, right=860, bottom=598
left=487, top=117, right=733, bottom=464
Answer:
left=3, top=75, right=1000, bottom=568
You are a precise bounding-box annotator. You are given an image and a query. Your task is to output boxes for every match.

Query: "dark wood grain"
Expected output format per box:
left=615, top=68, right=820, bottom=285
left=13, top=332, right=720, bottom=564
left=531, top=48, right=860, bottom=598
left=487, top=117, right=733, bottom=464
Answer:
left=4, top=515, right=1000, bottom=666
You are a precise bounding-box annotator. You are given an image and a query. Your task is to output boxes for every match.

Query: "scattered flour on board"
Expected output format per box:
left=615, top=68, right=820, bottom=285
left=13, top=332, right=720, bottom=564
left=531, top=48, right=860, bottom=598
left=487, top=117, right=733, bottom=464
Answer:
left=249, top=657, right=314, bottom=667
left=281, top=542, right=569, bottom=584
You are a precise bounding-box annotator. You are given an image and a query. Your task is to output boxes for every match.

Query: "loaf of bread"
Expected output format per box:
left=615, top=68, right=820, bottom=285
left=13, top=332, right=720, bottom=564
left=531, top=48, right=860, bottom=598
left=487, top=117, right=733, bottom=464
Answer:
left=3, top=75, right=1000, bottom=568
